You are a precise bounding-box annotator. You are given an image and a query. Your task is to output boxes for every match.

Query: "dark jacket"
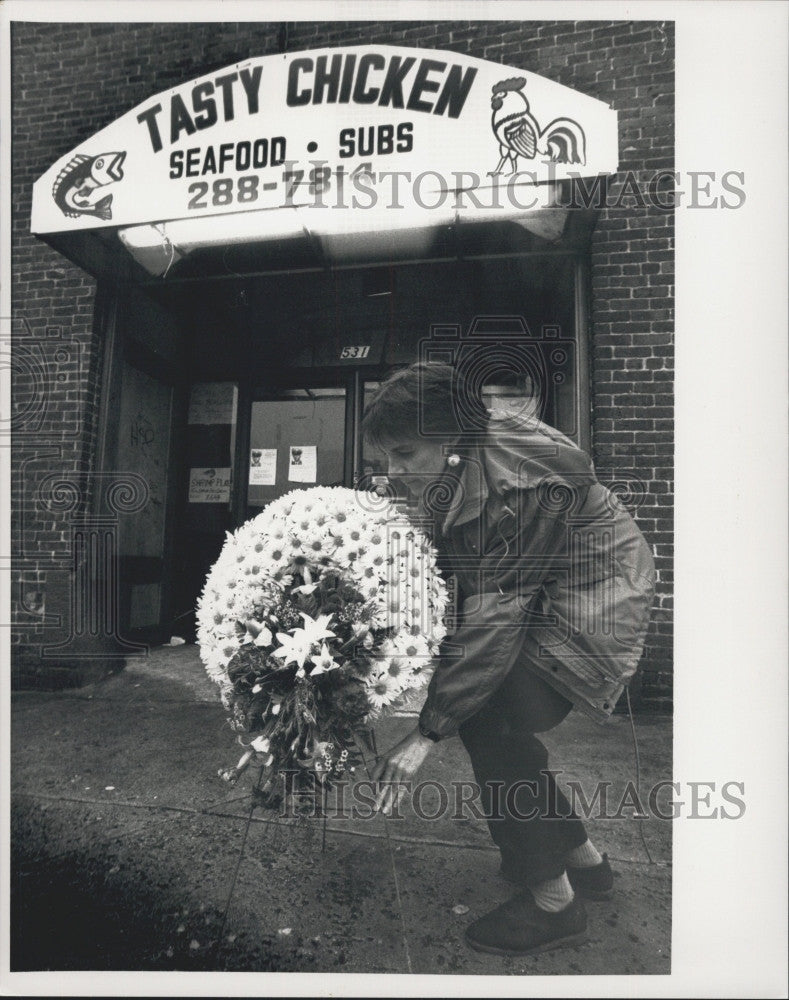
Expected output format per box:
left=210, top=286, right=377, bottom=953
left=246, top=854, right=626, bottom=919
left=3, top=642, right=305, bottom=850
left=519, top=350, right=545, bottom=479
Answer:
left=418, top=414, right=656, bottom=740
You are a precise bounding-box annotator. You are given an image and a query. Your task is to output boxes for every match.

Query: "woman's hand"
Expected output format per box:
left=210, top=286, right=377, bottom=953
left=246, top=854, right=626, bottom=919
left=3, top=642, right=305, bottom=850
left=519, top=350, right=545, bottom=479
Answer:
left=369, top=726, right=435, bottom=815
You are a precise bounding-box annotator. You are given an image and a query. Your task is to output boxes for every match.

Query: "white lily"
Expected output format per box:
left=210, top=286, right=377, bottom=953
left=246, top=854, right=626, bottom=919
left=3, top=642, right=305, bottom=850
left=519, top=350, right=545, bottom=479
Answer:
left=299, top=612, right=336, bottom=644
left=271, top=633, right=311, bottom=668
left=252, top=625, right=273, bottom=647
left=243, top=619, right=273, bottom=647
left=309, top=642, right=338, bottom=675
left=271, top=612, right=336, bottom=668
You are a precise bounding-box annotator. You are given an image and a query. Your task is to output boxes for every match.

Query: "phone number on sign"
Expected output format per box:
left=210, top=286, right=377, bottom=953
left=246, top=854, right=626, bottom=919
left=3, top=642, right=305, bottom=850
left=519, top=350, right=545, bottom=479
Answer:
left=185, top=163, right=380, bottom=211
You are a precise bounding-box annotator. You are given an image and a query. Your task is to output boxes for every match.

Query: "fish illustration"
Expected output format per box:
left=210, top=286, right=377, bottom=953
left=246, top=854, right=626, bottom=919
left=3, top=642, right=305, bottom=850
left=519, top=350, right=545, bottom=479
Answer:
left=52, top=151, right=126, bottom=220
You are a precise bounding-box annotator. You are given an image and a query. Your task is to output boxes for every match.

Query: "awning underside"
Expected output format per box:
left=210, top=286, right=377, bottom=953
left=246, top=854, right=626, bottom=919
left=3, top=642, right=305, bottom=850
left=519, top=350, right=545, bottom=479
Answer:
left=40, top=203, right=600, bottom=286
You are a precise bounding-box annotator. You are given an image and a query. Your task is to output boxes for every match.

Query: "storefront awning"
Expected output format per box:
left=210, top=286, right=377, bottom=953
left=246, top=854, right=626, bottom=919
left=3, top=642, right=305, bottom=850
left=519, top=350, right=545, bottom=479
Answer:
left=31, top=45, right=617, bottom=280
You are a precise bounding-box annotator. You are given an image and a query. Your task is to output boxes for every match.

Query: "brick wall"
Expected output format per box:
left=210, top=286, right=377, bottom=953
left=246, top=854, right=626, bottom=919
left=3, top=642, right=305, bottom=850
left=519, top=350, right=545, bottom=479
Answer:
left=10, top=19, right=674, bottom=705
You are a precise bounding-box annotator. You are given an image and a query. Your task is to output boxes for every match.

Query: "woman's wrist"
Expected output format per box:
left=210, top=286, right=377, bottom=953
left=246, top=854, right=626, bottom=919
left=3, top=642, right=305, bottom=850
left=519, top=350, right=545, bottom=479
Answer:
left=417, top=720, right=442, bottom=743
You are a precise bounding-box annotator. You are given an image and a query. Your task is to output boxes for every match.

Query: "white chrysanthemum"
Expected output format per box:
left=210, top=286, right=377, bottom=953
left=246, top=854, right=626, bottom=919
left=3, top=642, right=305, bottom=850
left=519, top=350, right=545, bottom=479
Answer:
left=393, top=630, right=431, bottom=657
left=260, top=540, right=290, bottom=570
left=374, top=637, right=398, bottom=661
left=197, top=487, right=447, bottom=713
left=366, top=669, right=400, bottom=713
left=383, top=655, right=409, bottom=687
left=202, top=648, right=228, bottom=683
left=389, top=630, right=432, bottom=676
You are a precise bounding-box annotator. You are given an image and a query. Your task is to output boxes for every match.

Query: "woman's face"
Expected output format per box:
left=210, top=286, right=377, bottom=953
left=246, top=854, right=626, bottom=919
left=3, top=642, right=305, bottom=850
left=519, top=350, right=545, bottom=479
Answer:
left=378, top=434, right=453, bottom=499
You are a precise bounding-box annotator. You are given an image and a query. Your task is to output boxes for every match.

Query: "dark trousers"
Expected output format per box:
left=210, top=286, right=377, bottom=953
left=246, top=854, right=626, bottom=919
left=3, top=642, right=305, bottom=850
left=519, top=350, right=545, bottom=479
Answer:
left=458, top=665, right=589, bottom=886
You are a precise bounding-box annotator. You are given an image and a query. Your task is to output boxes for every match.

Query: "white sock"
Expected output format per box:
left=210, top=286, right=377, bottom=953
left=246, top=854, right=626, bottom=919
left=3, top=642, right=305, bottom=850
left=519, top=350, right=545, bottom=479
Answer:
left=530, top=872, right=574, bottom=913
left=566, top=839, right=603, bottom=869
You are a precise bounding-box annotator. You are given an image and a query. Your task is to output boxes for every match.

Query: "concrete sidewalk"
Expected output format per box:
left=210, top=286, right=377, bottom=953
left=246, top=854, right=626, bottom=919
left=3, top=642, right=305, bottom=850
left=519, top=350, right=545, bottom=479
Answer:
left=11, top=644, right=672, bottom=975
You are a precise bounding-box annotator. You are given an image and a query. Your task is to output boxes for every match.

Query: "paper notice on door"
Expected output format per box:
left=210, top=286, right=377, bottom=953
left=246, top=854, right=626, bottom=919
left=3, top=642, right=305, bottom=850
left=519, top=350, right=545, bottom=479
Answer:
left=288, top=445, right=317, bottom=483
left=188, top=383, right=238, bottom=425
left=249, top=448, right=277, bottom=485
left=188, top=467, right=231, bottom=503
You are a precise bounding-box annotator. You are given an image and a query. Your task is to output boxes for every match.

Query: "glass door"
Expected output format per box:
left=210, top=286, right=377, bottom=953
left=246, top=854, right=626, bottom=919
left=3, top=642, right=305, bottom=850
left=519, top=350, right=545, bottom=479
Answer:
left=245, top=386, right=347, bottom=516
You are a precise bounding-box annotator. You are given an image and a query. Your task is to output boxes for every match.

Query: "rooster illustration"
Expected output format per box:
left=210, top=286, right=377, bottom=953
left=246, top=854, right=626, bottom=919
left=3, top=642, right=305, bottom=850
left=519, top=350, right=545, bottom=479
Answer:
left=489, top=77, right=586, bottom=175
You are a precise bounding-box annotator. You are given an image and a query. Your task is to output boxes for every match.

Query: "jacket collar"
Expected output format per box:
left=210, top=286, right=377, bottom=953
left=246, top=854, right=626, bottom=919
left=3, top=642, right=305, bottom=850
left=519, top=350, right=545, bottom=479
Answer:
left=438, top=443, right=488, bottom=535
left=427, top=414, right=595, bottom=536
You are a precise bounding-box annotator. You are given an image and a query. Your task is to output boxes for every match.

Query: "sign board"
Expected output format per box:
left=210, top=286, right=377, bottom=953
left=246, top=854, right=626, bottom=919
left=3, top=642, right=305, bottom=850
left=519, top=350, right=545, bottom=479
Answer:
left=188, top=467, right=231, bottom=503
left=187, top=382, right=238, bottom=425
left=31, top=45, right=618, bottom=235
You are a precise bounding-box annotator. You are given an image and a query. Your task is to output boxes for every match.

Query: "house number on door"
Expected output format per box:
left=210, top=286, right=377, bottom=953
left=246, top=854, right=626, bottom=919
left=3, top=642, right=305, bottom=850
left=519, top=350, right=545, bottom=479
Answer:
left=339, top=345, right=371, bottom=359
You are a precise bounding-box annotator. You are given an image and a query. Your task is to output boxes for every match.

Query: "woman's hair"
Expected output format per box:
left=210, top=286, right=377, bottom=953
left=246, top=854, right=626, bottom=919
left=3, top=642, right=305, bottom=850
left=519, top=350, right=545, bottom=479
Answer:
left=362, top=361, right=488, bottom=449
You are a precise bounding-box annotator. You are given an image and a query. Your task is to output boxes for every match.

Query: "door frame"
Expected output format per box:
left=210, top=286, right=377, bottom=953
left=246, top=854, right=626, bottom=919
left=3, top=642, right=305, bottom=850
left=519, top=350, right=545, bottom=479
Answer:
left=231, top=367, right=380, bottom=528
left=94, top=283, right=189, bottom=641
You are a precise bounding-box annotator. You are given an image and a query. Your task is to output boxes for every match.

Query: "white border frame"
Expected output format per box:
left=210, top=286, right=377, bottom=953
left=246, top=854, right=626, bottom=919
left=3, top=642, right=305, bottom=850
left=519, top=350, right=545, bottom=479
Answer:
left=1, top=2, right=787, bottom=997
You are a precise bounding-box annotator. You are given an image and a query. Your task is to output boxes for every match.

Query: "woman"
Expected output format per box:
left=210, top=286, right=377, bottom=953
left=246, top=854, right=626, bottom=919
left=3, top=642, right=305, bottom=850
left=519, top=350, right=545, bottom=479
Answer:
left=364, top=361, right=655, bottom=957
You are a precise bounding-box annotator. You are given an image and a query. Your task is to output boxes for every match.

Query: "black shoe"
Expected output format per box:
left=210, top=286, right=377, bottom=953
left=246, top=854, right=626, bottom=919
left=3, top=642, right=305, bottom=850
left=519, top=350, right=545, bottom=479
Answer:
left=499, top=853, right=615, bottom=901
left=465, top=892, right=588, bottom=957
left=567, top=853, right=614, bottom=901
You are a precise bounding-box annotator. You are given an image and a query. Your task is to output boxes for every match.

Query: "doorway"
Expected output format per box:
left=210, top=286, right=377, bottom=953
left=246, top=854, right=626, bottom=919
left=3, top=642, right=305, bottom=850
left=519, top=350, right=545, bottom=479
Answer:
left=245, top=386, right=348, bottom=518
left=128, top=245, right=592, bottom=638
